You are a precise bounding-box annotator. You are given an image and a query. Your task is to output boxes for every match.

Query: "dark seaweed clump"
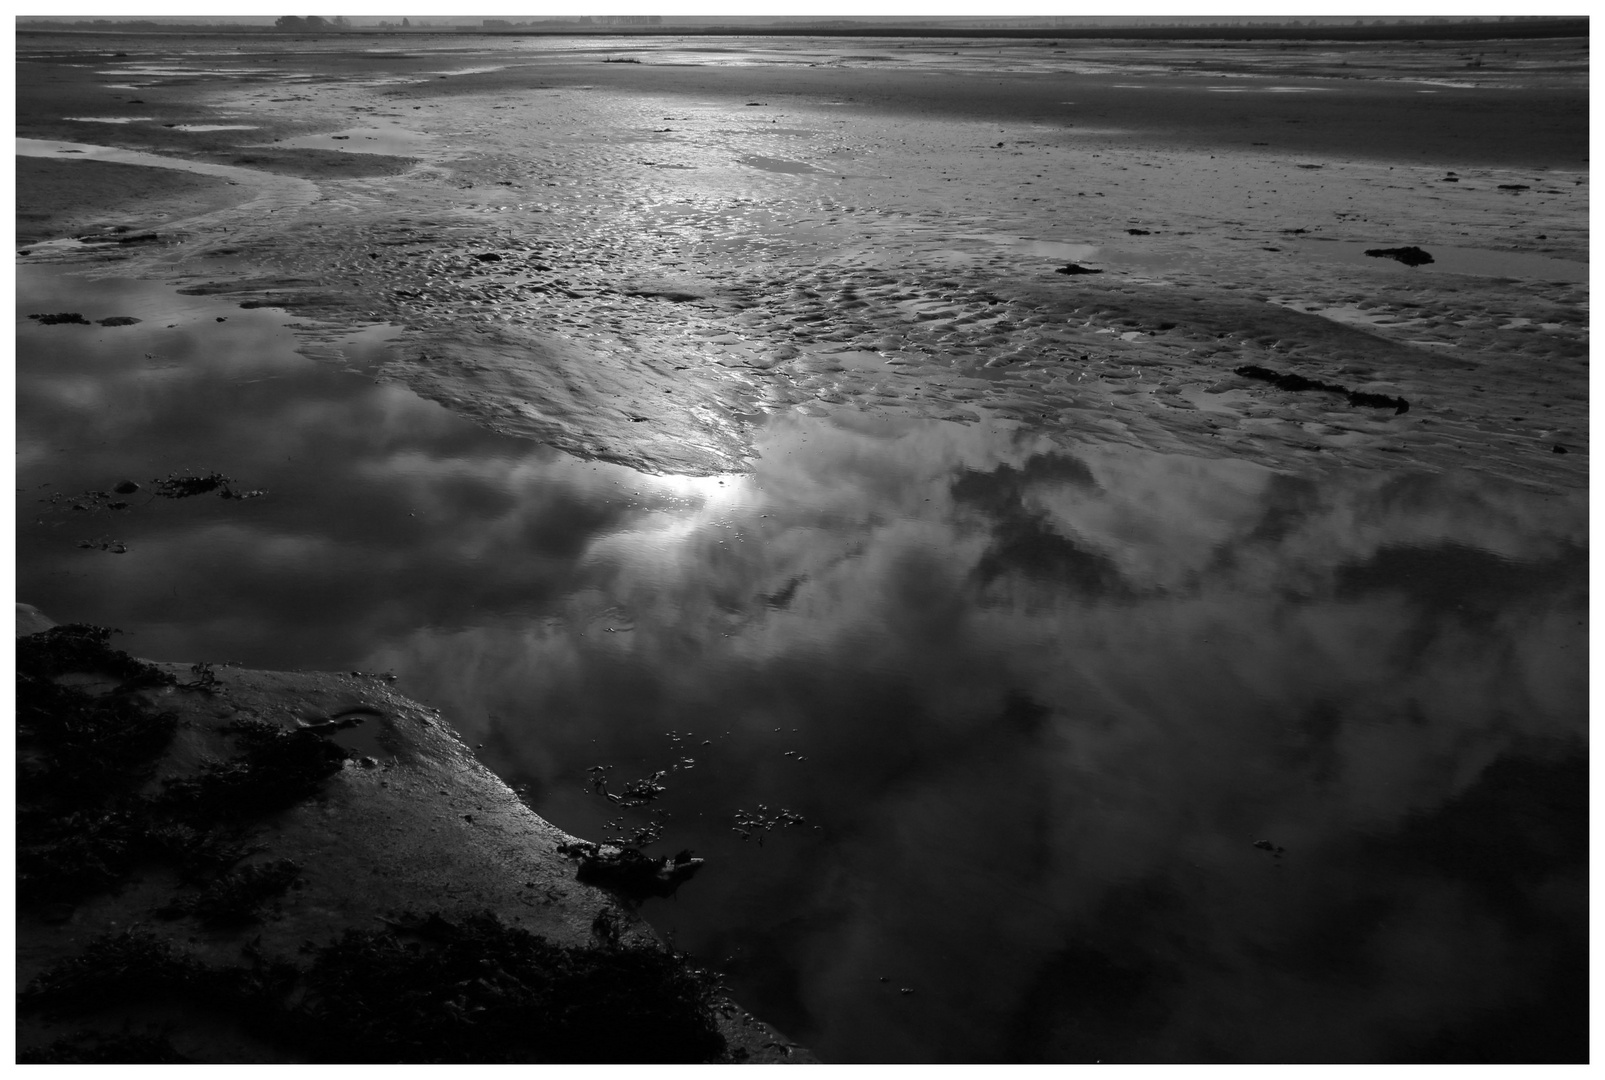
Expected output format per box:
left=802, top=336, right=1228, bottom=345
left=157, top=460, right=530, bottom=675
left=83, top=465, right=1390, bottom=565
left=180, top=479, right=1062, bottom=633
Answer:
left=152, top=471, right=230, bottom=498
left=28, top=312, right=92, bottom=325
left=152, top=470, right=266, bottom=500
left=298, top=912, right=727, bottom=1062
left=158, top=718, right=348, bottom=823
left=156, top=859, right=303, bottom=927
left=1235, top=364, right=1410, bottom=414
left=21, top=914, right=730, bottom=1064
left=16, top=625, right=347, bottom=910
left=558, top=841, right=704, bottom=901
left=17, top=625, right=181, bottom=904
left=1364, top=245, right=1434, bottom=267
left=19, top=1029, right=189, bottom=1064
left=21, top=929, right=296, bottom=1022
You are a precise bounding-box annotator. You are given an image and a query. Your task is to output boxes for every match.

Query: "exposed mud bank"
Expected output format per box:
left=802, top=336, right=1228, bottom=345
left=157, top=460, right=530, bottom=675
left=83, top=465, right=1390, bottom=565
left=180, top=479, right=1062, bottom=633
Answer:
left=16, top=32, right=1585, bottom=492
left=14, top=608, right=810, bottom=1063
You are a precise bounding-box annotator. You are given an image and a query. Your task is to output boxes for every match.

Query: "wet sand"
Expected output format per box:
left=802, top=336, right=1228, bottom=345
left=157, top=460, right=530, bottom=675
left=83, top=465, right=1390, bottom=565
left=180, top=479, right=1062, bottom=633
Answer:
left=13, top=28, right=1590, bottom=1064
left=15, top=30, right=1588, bottom=492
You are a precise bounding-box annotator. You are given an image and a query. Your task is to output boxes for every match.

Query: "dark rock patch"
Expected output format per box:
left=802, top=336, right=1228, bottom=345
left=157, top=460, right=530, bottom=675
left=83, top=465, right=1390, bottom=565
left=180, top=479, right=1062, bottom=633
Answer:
left=1054, top=263, right=1104, bottom=276
left=1235, top=364, right=1410, bottom=414
left=20, top=912, right=731, bottom=1063
left=559, top=841, right=705, bottom=902
left=1364, top=246, right=1434, bottom=267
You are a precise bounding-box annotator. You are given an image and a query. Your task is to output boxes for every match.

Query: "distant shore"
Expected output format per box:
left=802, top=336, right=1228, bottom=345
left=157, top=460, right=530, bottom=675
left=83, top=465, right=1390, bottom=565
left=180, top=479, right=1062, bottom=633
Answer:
left=17, top=17, right=1591, bottom=44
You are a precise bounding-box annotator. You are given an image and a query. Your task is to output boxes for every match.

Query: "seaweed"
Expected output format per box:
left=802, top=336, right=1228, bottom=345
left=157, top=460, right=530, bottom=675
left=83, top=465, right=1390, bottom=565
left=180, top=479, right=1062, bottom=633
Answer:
left=18, top=623, right=177, bottom=693
left=1234, top=364, right=1410, bottom=414
left=153, top=471, right=231, bottom=498
left=22, top=915, right=732, bottom=1064
left=19, top=806, right=157, bottom=906
left=151, top=470, right=266, bottom=500
left=21, top=930, right=205, bottom=1017
left=732, top=804, right=808, bottom=843
left=157, top=859, right=303, bottom=927
left=559, top=841, right=704, bottom=902
left=16, top=626, right=342, bottom=910
left=159, top=718, right=350, bottom=823
left=294, top=913, right=727, bottom=1063
left=18, top=1029, right=189, bottom=1064
left=16, top=626, right=184, bottom=906
left=586, top=764, right=668, bottom=806
left=28, top=312, right=91, bottom=325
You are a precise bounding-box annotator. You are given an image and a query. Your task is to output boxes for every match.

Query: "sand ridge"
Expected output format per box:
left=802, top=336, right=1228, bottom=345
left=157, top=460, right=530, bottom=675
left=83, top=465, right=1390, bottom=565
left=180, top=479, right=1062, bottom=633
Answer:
left=15, top=32, right=1588, bottom=491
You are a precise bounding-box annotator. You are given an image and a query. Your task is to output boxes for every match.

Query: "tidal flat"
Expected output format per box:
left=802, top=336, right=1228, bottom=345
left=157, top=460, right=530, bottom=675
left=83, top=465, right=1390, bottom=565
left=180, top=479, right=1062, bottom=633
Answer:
left=15, top=28, right=1588, bottom=1063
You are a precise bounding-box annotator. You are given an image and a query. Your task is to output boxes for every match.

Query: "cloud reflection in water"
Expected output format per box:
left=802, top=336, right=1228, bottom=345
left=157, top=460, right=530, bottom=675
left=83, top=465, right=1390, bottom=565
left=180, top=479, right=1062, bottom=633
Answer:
left=362, top=417, right=1584, bottom=1063
left=15, top=267, right=1585, bottom=1062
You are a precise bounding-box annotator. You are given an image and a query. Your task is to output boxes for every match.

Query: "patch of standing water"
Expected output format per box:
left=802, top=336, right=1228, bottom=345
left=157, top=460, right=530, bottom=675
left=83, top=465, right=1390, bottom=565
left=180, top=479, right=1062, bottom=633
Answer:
left=740, top=155, right=826, bottom=174
left=15, top=262, right=1586, bottom=1064
left=1295, top=237, right=1587, bottom=282
left=265, top=126, right=437, bottom=156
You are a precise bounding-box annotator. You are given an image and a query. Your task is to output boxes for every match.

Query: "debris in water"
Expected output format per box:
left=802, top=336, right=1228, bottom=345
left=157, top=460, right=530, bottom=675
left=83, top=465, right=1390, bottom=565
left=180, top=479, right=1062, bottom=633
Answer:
left=1234, top=364, right=1409, bottom=415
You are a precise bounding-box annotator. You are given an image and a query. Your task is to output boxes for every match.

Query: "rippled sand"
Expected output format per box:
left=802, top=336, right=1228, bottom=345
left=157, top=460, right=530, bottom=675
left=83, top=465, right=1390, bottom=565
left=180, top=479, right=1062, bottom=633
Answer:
left=17, top=32, right=1587, bottom=491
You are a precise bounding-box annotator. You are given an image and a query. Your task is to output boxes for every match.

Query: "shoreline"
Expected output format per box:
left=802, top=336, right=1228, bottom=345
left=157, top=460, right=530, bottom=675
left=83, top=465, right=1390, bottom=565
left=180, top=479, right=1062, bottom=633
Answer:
left=15, top=608, right=811, bottom=1063
left=14, top=31, right=1589, bottom=1062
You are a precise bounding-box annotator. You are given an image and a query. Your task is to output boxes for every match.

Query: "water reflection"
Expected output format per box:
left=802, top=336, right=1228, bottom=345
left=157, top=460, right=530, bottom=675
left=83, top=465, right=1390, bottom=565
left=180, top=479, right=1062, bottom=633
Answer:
left=15, top=266, right=1586, bottom=1062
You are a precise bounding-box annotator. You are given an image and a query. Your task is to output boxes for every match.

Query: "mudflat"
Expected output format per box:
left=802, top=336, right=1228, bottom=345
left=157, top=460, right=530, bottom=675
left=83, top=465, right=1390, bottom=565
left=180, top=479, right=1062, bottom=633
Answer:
left=14, top=27, right=1589, bottom=1065
left=16, top=29, right=1588, bottom=488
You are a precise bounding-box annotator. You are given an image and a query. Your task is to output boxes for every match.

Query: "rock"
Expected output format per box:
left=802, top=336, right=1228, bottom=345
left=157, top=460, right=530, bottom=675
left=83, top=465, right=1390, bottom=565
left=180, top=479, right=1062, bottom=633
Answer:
left=1054, top=263, right=1104, bottom=276
left=97, top=317, right=141, bottom=327
left=1363, top=246, right=1434, bottom=267
left=28, top=313, right=91, bottom=326
left=1235, top=364, right=1409, bottom=415
left=563, top=843, right=705, bottom=902
left=113, top=480, right=141, bottom=495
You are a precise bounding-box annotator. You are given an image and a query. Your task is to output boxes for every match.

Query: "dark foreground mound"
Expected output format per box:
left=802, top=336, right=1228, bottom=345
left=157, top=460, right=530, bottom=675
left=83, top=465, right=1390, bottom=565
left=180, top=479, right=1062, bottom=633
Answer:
left=15, top=620, right=806, bottom=1063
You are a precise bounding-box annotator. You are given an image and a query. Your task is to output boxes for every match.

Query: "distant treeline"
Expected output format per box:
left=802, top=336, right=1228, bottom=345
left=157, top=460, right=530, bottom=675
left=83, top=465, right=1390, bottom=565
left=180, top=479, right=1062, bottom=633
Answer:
left=18, top=17, right=1589, bottom=43
left=687, top=19, right=1589, bottom=43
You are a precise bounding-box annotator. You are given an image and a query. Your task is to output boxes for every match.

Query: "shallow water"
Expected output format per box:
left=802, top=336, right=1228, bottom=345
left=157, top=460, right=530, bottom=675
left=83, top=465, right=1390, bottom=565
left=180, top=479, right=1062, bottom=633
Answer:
left=266, top=125, right=437, bottom=156
left=16, top=263, right=1586, bottom=1062
left=1296, top=237, right=1588, bottom=283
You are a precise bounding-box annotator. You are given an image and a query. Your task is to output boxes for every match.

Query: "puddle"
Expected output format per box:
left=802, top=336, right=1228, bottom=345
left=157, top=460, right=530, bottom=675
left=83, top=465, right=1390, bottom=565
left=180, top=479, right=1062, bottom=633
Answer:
left=14, top=139, right=318, bottom=243
left=267, top=126, right=436, bottom=156
left=171, top=124, right=261, bottom=132
left=740, top=155, right=825, bottom=174
left=64, top=116, right=153, bottom=124
left=15, top=261, right=1585, bottom=1064
left=1297, top=238, right=1587, bottom=282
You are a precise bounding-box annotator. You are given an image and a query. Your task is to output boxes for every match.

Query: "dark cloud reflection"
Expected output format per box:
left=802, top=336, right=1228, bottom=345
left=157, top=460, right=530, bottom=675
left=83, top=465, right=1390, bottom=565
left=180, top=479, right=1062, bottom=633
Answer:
left=16, top=267, right=1587, bottom=1062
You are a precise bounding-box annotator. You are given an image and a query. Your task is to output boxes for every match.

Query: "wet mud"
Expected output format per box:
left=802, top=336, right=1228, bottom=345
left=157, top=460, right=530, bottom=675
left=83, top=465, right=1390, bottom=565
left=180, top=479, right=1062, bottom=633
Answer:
left=15, top=27, right=1589, bottom=1065
left=15, top=31, right=1587, bottom=490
